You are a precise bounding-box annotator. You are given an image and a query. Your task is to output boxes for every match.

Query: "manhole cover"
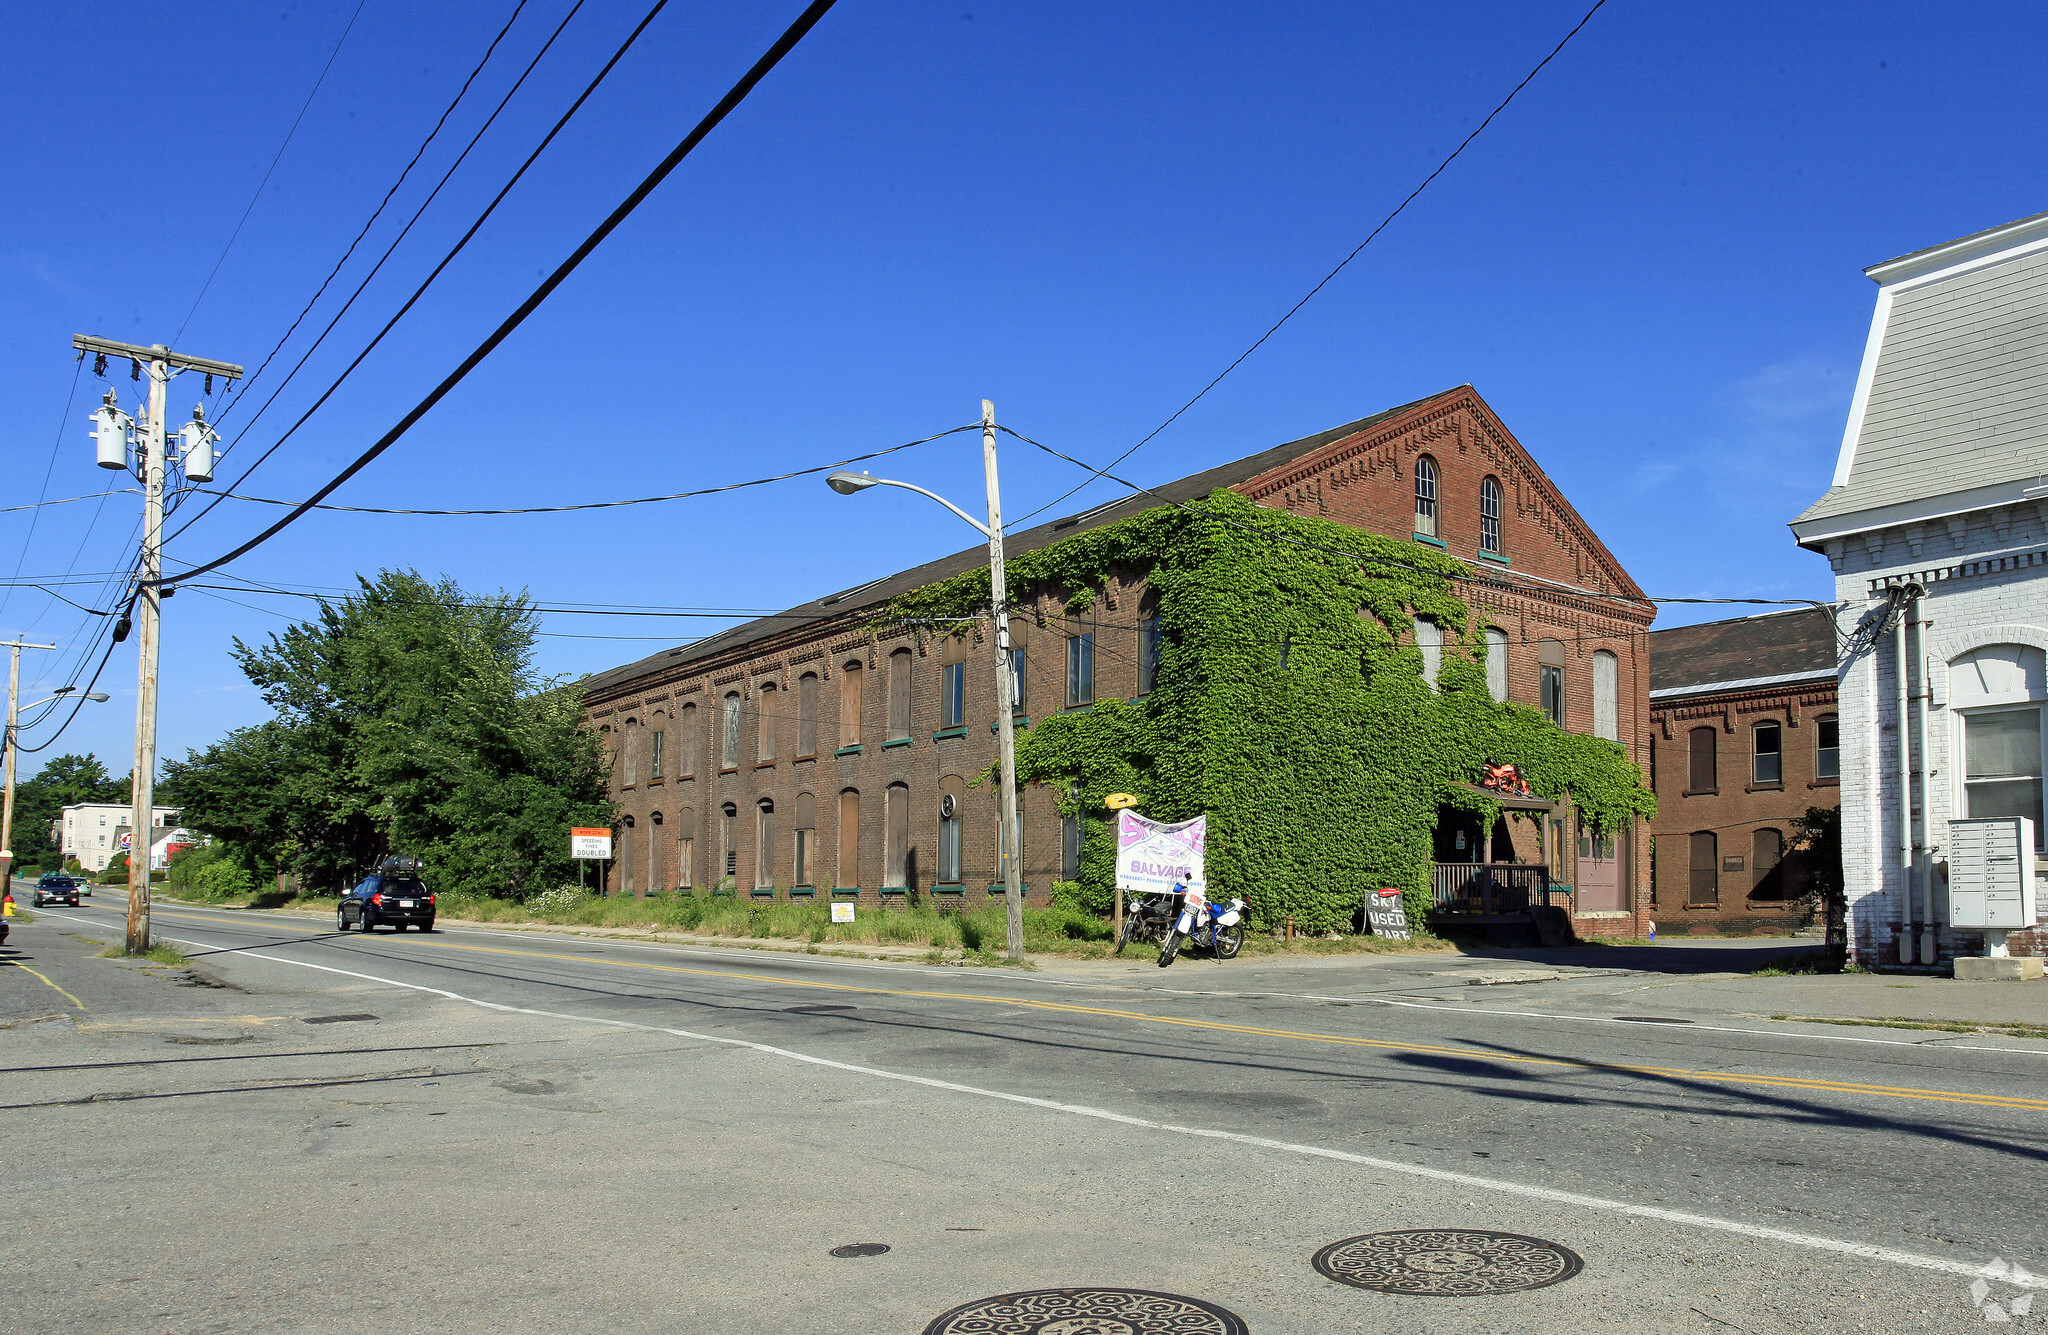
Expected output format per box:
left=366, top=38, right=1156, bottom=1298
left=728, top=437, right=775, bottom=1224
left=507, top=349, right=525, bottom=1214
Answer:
left=1312, top=1229, right=1583, bottom=1296
left=785, top=1004, right=858, bottom=1013
left=302, top=1014, right=378, bottom=1025
left=922, top=1288, right=1248, bottom=1334
left=829, top=1242, right=889, bottom=1257
left=1613, top=1016, right=1693, bottom=1025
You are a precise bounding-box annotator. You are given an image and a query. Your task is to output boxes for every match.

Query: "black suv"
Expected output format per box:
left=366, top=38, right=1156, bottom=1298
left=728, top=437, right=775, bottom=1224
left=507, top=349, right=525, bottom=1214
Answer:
left=337, top=862, right=436, bottom=933
left=33, top=875, right=82, bottom=908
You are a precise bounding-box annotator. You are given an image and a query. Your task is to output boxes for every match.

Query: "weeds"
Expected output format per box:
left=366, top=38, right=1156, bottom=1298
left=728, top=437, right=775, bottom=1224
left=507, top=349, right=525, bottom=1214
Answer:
left=1768, top=1014, right=2048, bottom=1040
left=98, top=942, right=191, bottom=966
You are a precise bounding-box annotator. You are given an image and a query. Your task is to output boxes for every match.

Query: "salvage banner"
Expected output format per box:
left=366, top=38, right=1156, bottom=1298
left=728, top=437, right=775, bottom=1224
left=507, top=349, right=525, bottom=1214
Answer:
left=1115, top=810, right=1206, bottom=894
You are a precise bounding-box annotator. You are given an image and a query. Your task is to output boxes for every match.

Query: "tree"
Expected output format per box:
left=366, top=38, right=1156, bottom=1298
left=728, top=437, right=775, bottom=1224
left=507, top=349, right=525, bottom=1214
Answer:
left=164, top=569, right=614, bottom=897
left=1790, top=804, right=1846, bottom=970
left=7, top=753, right=127, bottom=869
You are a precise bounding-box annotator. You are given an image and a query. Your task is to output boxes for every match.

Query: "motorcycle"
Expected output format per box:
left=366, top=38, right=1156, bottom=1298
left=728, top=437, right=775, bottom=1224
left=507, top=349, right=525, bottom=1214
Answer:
left=1113, top=888, right=1180, bottom=956
left=1157, top=884, right=1247, bottom=967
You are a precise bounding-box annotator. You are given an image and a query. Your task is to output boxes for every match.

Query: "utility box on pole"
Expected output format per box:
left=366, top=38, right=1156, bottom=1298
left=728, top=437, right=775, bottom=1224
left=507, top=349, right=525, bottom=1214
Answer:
left=1948, top=817, right=2043, bottom=980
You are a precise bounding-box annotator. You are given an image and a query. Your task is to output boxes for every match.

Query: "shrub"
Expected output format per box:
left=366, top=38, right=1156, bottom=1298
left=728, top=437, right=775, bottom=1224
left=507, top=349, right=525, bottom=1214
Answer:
left=525, top=885, right=590, bottom=915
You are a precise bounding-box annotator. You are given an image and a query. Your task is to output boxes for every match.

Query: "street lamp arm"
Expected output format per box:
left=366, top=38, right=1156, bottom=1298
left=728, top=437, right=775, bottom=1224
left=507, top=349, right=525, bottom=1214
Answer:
left=860, top=477, right=993, bottom=537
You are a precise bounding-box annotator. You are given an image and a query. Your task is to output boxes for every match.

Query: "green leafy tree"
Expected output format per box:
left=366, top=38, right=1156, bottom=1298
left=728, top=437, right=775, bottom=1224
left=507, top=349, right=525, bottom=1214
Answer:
left=7, top=753, right=128, bottom=870
left=164, top=570, right=614, bottom=896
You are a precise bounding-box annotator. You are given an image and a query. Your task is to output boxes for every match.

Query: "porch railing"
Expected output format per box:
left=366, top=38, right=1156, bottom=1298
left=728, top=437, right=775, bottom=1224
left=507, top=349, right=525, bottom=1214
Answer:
left=1430, top=863, right=1552, bottom=917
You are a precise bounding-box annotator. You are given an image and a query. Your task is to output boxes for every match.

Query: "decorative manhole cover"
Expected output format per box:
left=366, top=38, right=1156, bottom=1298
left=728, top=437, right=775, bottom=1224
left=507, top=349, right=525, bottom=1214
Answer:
left=1312, top=1229, right=1583, bottom=1296
left=829, top=1242, right=889, bottom=1257
left=921, top=1287, right=1248, bottom=1334
left=1613, top=1016, right=1693, bottom=1025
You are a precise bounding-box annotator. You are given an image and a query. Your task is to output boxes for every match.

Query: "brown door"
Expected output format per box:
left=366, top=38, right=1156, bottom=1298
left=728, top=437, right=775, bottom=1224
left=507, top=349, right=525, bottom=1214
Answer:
left=1577, top=817, right=1624, bottom=912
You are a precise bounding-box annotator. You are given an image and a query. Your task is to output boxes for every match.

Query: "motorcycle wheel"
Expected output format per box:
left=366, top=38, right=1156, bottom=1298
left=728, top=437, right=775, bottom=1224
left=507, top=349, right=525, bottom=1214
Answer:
left=1114, top=913, right=1134, bottom=955
left=1157, top=929, right=1182, bottom=968
left=1214, top=923, right=1244, bottom=960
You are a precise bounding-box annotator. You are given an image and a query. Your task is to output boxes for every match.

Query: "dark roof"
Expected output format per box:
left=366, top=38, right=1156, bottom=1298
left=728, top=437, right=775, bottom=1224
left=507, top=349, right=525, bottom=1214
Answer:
left=580, top=387, right=1459, bottom=700
left=1647, top=607, right=1837, bottom=695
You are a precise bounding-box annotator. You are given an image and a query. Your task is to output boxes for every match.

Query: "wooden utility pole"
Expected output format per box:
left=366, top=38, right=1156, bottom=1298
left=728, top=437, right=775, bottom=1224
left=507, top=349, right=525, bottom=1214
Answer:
left=0, top=639, right=58, bottom=889
left=984, top=400, right=1026, bottom=961
left=72, top=335, right=241, bottom=954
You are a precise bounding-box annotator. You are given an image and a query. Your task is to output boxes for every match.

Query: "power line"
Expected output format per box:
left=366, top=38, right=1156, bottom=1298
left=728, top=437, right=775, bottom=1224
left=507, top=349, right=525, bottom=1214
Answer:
left=194, top=423, right=977, bottom=515
left=188, top=0, right=603, bottom=512
left=220, top=0, right=536, bottom=419
left=166, top=0, right=843, bottom=585
left=174, top=0, right=369, bottom=344
left=1005, top=0, right=1613, bottom=530
left=0, top=489, right=136, bottom=517
left=0, top=357, right=85, bottom=620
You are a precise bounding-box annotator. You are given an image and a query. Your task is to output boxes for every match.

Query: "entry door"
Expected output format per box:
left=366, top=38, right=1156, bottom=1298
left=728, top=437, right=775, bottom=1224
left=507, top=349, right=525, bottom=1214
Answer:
left=1577, top=818, right=1624, bottom=912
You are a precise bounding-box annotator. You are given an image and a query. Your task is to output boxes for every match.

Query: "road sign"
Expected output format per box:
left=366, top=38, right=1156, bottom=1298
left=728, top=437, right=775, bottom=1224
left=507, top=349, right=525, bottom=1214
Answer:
left=570, top=827, right=612, bottom=860
left=1364, top=887, right=1411, bottom=941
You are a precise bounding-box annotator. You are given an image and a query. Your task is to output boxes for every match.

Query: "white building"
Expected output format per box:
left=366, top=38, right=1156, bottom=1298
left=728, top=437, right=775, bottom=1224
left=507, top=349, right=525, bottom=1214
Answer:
left=60, top=803, right=179, bottom=873
left=1792, top=211, right=2048, bottom=968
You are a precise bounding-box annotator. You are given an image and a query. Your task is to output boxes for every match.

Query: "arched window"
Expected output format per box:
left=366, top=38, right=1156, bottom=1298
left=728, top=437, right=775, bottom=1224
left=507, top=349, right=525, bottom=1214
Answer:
left=1952, top=644, right=2047, bottom=843
left=1751, top=828, right=1786, bottom=899
left=1538, top=639, right=1566, bottom=727
left=937, top=775, right=965, bottom=884
left=884, top=782, right=910, bottom=887
left=649, top=711, right=666, bottom=780
left=757, top=681, right=777, bottom=762
left=1815, top=713, right=1839, bottom=780
left=793, top=792, right=816, bottom=887
left=840, top=659, right=863, bottom=748
left=888, top=648, right=913, bottom=741
left=797, top=672, right=819, bottom=757
left=721, top=692, right=742, bottom=770
left=1688, top=725, right=1718, bottom=793
left=648, top=809, right=664, bottom=891
left=1413, top=456, right=1439, bottom=538
left=719, top=802, right=738, bottom=885
left=1137, top=593, right=1162, bottom=695
left=1007, top=618, right=1029, bottom=713
left=1066, top=614, right=1095, bottom=708
left=1752, top=720, right=1782, bottom=784
left=1593, top=650, right=1619, bottom=741
left=622, top=717, right=639, bottom=787
left=677, top=806, right=696, bottom=888
left=939, top=634, right=967, bottom=729
left=679, top=702, right=698, bottom=777
left=837, top=788, right=861, bottom=889
left=1688, top=831, right=1718, bottom=906
left=1479, top=476, right=1503, bottom=555
left=755, top=799, right=775, bottom=891
left=1484, top=627, right=1509, bottom=702
left=620, top=813, right=637, bottom=895
left=1414, top=617, right=1443, bottom=687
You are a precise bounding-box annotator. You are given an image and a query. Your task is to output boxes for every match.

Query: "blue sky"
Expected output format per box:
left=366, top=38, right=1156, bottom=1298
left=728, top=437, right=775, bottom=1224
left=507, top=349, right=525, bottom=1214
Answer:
left=4, top=0, right=2045, bottom=773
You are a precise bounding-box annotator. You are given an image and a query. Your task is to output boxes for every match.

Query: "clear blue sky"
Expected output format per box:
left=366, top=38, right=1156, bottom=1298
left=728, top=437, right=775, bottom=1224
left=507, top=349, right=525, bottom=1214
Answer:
left=3, top=0, right=2044, bottom=775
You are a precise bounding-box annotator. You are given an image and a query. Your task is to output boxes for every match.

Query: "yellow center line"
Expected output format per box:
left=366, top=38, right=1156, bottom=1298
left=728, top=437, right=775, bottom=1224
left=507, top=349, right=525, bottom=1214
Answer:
left=147, top=907, right=2048, bottom=1114
left=3, top=960, right=87, bottom=1011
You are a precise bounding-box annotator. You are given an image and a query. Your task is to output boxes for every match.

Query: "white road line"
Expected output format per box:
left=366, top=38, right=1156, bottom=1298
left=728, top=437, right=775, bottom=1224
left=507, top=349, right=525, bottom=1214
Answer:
left=45, top=904, right=2048, bottom=1060
left=125, top=928, right=2044, bottom=1295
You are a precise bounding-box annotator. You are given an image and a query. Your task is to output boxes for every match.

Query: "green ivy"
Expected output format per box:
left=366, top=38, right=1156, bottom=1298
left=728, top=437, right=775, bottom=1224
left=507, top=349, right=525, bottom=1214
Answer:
left=883, top=491, right=1654, bottom=934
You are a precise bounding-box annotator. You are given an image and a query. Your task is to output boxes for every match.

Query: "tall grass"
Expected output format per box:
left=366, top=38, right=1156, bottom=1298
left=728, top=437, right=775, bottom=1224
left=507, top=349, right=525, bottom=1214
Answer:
left=433, top=888, right=1112, bottom=955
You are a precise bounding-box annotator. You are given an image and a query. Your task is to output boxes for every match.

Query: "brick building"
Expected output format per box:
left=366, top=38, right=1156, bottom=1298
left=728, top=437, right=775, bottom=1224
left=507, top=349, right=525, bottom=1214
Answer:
left=582, top=385, right=1656, bottom=937
left=1792, top=211, right=2048, bottom=967
left=1647, top=609, right=1839, bottom=934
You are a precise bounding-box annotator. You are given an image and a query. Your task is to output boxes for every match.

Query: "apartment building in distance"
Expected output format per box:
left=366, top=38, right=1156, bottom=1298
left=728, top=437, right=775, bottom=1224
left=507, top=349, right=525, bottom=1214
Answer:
left=59, top=802, right=180, bottom=873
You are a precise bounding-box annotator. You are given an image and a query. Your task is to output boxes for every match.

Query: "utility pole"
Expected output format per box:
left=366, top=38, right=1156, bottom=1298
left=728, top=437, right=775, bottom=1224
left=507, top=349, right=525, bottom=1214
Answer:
left=983, top=400, right=1026, bottom=961
left=73, top=335, right=240, bottom=954
left=0, top=639, right=58, bottom=890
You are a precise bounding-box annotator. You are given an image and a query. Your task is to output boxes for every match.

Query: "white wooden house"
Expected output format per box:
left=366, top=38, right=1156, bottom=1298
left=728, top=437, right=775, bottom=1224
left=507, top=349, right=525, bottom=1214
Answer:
left=1792, top=210, right=2048, bottom=967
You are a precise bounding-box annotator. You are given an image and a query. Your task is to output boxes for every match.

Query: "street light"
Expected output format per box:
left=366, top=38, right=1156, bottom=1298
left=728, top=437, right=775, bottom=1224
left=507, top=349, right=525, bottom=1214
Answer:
left=827, top=401, right=1027, bottom=962
left=0, top=687, right=111, bottom=885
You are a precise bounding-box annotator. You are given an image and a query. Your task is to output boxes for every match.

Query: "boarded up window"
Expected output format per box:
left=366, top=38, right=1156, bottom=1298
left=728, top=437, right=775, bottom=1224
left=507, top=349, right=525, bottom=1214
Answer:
left=797, top=673, right=819, bottom=756
left=840, top=661, right=862, bottom=747
left=884, top=782, right=910, bottom=887
left=1592, top=651, right=1618, bottom=741
left=757, top=682, right=777, bottom=762
left=793, top=792, right=815, bottom=886
left=1689, top=726, right=1717, bottom=792
left=837, top=789, right=860, bottom=889
left=1689, top=831, right=1718, bottom=906
left=888, top=649, right=912, bottom=741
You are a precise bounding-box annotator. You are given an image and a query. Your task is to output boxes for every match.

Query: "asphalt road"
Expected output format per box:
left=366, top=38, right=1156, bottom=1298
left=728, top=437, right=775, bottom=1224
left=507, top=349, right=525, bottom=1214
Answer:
left=7, top=894, right=2045, bottom=1334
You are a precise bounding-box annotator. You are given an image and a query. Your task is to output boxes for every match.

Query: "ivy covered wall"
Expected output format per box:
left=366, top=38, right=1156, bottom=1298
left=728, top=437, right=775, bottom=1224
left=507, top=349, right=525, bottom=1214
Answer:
left=884, top=490, right=1654, bottom=933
